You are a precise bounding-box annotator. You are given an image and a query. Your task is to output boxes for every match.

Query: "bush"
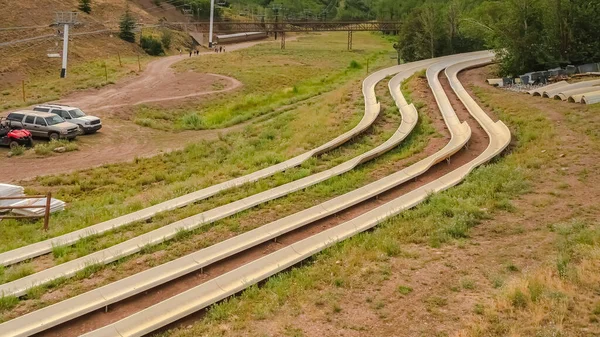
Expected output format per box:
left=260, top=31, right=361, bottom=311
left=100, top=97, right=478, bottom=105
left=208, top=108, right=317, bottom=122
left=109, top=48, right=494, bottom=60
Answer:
left=34, top=140, right=79, bottom=156
left=9, top=145, right=26, bottom=156
left=348, top=60, right=362, bottom=69
left=140, top=36, right=165, bottom=56
left=161, top=29, right=172, bottom=50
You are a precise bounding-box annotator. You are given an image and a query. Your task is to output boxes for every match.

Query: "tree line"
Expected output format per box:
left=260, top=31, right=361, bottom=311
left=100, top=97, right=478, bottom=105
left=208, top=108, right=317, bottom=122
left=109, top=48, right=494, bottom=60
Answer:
left=129, top=0, right=600, bottom=76
left=387, top=0, right=600, bottom=76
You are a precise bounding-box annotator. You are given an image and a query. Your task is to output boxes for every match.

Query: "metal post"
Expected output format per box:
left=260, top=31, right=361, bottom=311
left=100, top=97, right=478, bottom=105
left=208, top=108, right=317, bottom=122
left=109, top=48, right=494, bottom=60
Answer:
left=43, top=192, right=51, bottom=231
left=60, top=24, right=69, bottom=78
left=117, top=52, right=122, bottom=67
left=22, top=80, right=25, bottom=102
left=209, top=0, right=215, bottom=47
left=104, top=62, right=108, bottom=82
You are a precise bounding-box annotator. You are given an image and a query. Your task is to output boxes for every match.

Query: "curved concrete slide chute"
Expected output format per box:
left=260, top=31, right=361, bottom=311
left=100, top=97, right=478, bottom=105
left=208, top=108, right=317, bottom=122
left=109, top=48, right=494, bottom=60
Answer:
left=582, top=90, right=600, bottom=105
left=568, top=93, right=586, bottom=103
left=0, top=64, right=424, bottom=298
left=79, top=54, right=512, bottom=337
left=554, top=83, right=600, bottom=100
left=446, top=56, right=512, bottom=165
left=0, top=54, right=482, bottom=336
left=528, top=80, right=569, bottom=96
left=543, top=79, right=600, bottom=98
left=0, top=63, right=387, bottom=268
left=426, top=58, right=472, bottom=161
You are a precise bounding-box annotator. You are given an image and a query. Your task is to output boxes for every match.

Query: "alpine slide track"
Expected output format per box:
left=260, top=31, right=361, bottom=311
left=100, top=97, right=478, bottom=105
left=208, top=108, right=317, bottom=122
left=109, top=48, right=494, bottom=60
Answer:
left=0, top=51, right=510, bottom=337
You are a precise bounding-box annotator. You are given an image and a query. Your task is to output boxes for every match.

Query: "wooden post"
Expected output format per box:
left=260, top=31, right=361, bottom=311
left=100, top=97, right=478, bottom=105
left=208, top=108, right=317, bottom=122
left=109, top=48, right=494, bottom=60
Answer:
left=104, top=62, right=108, bottom=82
left=137, top=54, right=141, bottom=72
left=43, top=192, right=51, bottom=231
left=22, top=80, right=26, bottom=102
left=366, top=58, right=369, bottom=75
left=117, top=52, right=122, bottom=67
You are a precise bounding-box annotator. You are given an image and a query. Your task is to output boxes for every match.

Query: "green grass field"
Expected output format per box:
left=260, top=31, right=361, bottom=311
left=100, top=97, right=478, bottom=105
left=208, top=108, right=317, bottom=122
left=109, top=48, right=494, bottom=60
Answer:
left=134, top=32, right=392, bottom=130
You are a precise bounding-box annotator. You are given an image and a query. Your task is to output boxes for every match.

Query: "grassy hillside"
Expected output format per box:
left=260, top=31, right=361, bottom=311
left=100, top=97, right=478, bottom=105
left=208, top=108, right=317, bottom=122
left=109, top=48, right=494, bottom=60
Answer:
left=0, top=0, right=194, bottom=94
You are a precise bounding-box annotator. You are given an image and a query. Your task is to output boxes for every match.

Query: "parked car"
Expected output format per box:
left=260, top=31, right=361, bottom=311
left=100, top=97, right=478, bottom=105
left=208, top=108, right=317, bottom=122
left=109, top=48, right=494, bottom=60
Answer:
left=6, top=111, right=78, bottom=140
left=33, top=104, right=102, bottom=134
left=0, top=118, right=33, bottom=149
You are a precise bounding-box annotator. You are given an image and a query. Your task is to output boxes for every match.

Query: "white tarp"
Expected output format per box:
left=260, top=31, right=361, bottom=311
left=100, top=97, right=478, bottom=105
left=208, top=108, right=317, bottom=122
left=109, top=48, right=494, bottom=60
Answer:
left=0, top=184, right=25, bottom=211
left=0, top=183, right=65, bottom=216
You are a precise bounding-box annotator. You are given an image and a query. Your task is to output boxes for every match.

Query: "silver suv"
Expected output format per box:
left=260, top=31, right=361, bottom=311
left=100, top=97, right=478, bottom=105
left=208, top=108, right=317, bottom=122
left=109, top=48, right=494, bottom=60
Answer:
left=6, top=111, right=78, bottom=140
left=33, top=104, right=102, bottom=134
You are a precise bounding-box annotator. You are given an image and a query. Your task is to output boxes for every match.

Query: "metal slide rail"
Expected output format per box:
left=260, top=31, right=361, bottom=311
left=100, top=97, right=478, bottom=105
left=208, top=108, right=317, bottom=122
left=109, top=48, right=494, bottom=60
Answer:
left=79, top=55, right=511, bottom=337
left=0, top=51, right=487, bottom=337
left=542, top=79, right=600, bottom=98
left=0, top=61, right=394, bottom=297
left=0, top=68, right=382, bottom=268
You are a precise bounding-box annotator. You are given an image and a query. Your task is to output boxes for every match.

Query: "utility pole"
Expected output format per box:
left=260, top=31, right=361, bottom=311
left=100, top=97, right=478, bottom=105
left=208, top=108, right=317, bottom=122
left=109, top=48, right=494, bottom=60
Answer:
left=209, top=0, right=215, bottom=47
left=55, top=12, right=78, bottom=78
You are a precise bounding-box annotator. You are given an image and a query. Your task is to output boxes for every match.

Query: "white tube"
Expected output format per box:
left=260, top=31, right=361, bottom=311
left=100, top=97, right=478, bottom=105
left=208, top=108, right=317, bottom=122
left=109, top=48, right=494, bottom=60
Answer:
left=61, top=24, right=69, bottom=78
left=209, top=0, right=215, bottom=47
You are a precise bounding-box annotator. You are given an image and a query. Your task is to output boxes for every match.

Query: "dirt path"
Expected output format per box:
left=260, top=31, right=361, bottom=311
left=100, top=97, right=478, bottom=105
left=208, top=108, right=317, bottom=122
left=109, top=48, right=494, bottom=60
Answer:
left=0, top=39, right=288, bottom=183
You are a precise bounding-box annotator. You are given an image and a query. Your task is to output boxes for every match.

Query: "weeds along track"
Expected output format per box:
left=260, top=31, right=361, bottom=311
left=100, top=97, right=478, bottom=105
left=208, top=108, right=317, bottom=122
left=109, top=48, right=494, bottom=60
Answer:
left=0, top=59, right=383, bottom=268
left=0, top=51, right=501, bottom=337
left=0, top=60, right=438, bottom=298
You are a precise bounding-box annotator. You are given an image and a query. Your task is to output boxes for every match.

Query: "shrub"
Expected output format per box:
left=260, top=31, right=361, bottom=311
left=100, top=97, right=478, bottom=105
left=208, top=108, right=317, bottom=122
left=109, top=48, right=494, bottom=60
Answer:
left=349, top=60, right=362, bottom=69
left=181, top=113, right=204, bottom=129
left=140, top=36, right=165, bottom=56
left=9, top=145, right=25, bottom=156
left=34, top=140, right=79, bottom=156
left=161, top=29, right=172, bottom=50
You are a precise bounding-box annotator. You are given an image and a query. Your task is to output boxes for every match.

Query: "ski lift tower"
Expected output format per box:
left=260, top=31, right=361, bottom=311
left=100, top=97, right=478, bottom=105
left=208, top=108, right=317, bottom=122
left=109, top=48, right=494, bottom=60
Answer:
left=55, top=12, right=78, bottom=78
left=182, top=4, right=193, bottom=31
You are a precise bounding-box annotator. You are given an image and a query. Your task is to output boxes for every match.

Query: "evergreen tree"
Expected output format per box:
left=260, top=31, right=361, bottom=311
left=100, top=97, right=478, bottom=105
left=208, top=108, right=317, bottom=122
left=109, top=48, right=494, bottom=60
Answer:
left=78, top=0, right=92, bottom=14
left=119, top=8, right=137, bottom=43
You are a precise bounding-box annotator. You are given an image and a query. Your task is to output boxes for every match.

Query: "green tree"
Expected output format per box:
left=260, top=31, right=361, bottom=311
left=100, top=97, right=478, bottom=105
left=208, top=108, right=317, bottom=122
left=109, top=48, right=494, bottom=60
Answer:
left=161, top=29, right=172, bottom=50
left=119, top=8, right=137, bottom=43
left=78, top=0, right=92, bottom=14
left=140, top=36, right=165, bottom=56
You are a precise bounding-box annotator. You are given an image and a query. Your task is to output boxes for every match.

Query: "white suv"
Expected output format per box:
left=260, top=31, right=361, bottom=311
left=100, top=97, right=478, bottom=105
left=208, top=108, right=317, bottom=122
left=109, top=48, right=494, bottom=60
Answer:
left=33, top=104, right=102, bottom=134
